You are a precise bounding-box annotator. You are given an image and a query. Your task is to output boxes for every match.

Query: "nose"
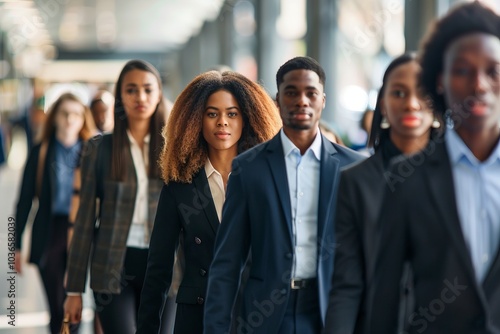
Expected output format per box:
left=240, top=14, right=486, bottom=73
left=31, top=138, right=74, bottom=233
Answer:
left=295, top=93, right=308, bottom=107
left=473, top=71, right=488, bottom=96
left=407, top=94, right=422, bottom=111
left=137, top=89, right=147, bottom=102
left=217, top=114, right=228, bottom=126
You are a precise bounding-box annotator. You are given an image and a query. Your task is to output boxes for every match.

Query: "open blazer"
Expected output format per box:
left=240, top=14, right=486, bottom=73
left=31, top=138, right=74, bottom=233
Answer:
left=66, top=134, right=163, bottom=293
left=369, top=137, right=500, bottom=333
left=204, top=132, right=364, bottom=333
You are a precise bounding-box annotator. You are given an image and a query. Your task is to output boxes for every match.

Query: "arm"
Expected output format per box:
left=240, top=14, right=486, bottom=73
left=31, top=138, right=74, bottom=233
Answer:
left=324, top=173, right=365, bottom=334
left=137, top=184, right=181, bottom=334
left=67, top=167, right=81, bottom=250
left=64, top=139, right=99, bottom=323
left=204, top=158, right=251, bottom=334
left=14, top=145, right=39, bottom=274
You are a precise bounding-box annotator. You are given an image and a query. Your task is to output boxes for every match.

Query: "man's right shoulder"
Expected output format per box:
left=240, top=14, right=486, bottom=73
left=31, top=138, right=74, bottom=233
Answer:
left=234, top=140, right=271, bottom=167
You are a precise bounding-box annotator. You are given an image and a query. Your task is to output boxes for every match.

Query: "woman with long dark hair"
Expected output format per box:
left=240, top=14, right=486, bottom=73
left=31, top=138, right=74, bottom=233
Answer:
left=64, top=60, right=172, bottom=333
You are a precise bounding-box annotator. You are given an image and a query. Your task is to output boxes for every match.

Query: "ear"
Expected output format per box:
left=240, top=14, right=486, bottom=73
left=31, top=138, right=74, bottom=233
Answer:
left=275, top=92, right=280, bottom=109
left=322, top=92, right=326, bottom=109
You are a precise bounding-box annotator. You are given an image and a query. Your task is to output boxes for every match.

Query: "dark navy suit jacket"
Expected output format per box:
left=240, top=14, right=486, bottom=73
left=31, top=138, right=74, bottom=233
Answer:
left=204, top=132, right=364, bottom=333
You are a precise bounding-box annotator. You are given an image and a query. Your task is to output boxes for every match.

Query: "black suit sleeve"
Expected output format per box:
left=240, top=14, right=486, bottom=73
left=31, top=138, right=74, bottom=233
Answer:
left=15, top=145, right=40, bottom=250
left=137, top=184, right=181, bottom=334
left=324, top=171, right=365, bottom=333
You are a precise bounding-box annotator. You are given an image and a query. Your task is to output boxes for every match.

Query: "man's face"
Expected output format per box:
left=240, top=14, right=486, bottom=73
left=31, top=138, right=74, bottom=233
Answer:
left=440, top=33, right=500, bottom=133
left=276, top=69, right=325, bottom=133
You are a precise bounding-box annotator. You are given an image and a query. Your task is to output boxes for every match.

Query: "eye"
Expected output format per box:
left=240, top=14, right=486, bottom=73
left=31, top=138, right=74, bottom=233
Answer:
left=307, top=91, right=319, bottom=97
left=487, top=65, right=500, bottom=79
left=285, top=91, right=297, bottom=96
left=452, top=67, right=471, bottom=76
left=206, top=112, right=217, bottom=118
left=228, top=112, right=238, bottom=117
left=145, top=89, right=153, bottom=94
left=126, top=88, right=137, bottom=94
left=391, top=90, right=406, bottom=98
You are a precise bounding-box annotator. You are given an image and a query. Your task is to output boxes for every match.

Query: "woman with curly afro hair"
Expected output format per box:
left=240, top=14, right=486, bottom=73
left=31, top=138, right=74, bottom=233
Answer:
left=137, top=70, right=281, bottom=334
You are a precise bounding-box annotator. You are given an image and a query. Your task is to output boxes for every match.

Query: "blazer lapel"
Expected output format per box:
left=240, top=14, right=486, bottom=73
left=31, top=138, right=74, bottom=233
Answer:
left=266, top=134, right=293, bottom=242
left=317, top=137, right=340, bottom=240
left=424, top=140, right=477, bottom=285
left=193, top=169, right=220, bottom=234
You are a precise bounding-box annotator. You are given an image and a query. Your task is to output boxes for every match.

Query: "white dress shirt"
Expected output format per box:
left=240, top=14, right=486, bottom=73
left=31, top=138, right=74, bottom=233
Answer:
left=126, top=130, right=150, bottom=249
left=205, top=159, right=227, bottom=222
left=280, top=129, right=322, bottom=279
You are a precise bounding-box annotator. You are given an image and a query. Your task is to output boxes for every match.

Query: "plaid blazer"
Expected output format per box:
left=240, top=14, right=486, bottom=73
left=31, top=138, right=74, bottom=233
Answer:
left=66, top=134, right=163, bottom=293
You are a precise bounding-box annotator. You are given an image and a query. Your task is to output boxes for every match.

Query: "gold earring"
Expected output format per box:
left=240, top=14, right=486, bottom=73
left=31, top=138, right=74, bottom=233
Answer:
left=380, top=116, right=390, bottom=129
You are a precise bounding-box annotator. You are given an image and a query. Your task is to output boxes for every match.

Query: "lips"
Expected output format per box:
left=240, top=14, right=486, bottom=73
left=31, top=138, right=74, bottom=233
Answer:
left=215, top=131, right=230, bottom=139
left=400, top=115, right=422, bottom=128
left=290, top=111, right=312, bottom=120
left=468, top=102, right=489, bottom=116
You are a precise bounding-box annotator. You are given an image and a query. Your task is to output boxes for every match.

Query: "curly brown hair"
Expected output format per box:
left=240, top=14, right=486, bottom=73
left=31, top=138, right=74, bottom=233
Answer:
left=160, top=70, right=282, bottom=183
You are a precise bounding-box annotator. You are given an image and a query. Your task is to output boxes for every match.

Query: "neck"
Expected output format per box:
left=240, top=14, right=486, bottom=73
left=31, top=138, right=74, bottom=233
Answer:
left=455, top=125, right=500, bottom=162
left=390, top=131, right=430, bottom=155
left=283, top=128, right=318, bottom=155
left=55, top=131, right=79, bottom=147
left=208, top=147, right=238, bottom=187
left=128, top=120, right=150, bottom=147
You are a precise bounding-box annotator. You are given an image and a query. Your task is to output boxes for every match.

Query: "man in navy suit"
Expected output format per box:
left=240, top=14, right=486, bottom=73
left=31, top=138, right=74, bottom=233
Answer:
left=204, top=56, right=364, bottom=334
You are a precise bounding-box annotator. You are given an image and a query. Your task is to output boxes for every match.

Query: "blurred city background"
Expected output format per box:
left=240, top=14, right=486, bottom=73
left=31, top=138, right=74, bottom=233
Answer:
left=0, top=0, right=498, bottom=333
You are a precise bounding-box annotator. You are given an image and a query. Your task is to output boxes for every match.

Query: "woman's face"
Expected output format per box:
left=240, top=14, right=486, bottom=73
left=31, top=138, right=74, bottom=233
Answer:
left=440, top=33, right=500, bottom=132
left=202, top=90, right=243, bottom=155
left=54, top=100, right=85, bottom=138
left=120, top=69, right=161, bottom=123
left=382, top=61, right=434, bottom=141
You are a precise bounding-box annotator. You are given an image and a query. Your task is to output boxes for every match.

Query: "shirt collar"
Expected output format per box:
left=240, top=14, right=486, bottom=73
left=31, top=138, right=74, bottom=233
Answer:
left=126, top=130, right=150, bottom=147
left=446, top=129, right=500, bottom=166
left=280, top=128, right=322, bottom=161
left=204, top=159, right=217, bottom=178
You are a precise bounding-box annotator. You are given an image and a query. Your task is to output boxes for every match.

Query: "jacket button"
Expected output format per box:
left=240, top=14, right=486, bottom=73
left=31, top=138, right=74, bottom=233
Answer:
left=285, top=253, right=292, bottom=259
left=195, top=237, right=202, bottom=244
left=199, top=269, right=207, bottom=276
left=197, top=297, right=204, bottom=304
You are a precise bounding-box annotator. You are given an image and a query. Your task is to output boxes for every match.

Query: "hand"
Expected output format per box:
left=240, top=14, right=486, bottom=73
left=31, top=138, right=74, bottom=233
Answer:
left=64, top=295, right=83, bottom=325
left=14, top=251, right=22, bottom=275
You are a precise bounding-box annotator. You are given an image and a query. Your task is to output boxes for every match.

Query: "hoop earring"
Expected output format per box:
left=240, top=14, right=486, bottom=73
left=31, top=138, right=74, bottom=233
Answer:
left=380, top=116, right=390, bottom=129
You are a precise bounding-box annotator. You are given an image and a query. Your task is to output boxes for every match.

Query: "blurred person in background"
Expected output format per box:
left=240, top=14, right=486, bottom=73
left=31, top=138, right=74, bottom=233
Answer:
left=136, top=70, right=281, bottom=334
left=14, top=92, right=96, bottom=334
left=64, top=59, right=173, bottom=333
left=323, top=52, right=440, bottom=334
left=90, top=90, right=115, bottom=133
left=370, top=3, right=500, bottom=332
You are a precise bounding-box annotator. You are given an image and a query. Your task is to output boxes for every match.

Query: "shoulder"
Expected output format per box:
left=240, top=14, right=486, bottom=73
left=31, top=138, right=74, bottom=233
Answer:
left=327, top=140, right=366, bottom=165
left=234, top=137, right=274, bottom=166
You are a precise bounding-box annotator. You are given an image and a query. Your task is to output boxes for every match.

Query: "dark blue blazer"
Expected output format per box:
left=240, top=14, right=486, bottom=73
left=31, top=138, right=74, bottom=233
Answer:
left=204, top=132, right=365, bottom=333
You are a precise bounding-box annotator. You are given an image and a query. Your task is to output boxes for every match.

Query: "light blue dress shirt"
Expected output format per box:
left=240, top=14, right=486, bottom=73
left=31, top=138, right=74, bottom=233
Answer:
left=53, top=139, right=81, bottom=215
left=280, top=129, right=322, bottom=279
left=446, top=129, right=500, bottom=282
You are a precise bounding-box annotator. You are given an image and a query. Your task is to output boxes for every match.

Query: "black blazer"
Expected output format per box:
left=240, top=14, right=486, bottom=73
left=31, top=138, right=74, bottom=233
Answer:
left=16, top=137, right=62, bottom=265
left=137, top=169, right=220, bottom=334
left=368, top=138, right=500, bottom=333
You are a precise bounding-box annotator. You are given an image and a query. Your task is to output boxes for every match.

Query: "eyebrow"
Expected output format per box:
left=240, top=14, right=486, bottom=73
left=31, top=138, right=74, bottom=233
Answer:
left=124, top=83, right=154, bottom=87
left=205, top=106, right=240, bottom=110
left=283, top=84, right=319, bottom=91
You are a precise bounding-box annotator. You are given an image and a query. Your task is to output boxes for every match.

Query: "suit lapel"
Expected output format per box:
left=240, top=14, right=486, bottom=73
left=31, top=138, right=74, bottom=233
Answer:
left=317, top=137, right=340, bottom=240
left=424, top=140, right=477, bottom=284
left=266, top=134, right=293, bottom=242
left=193, top=169, right=220, bottom=235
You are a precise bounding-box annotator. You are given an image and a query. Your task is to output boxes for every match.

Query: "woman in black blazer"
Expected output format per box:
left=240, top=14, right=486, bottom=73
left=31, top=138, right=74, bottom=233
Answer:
left=323, top=53, right=441, bottom=333
left=136, top=70, right=282, bottom=334
left=15, top=92, right=96, bottom=334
